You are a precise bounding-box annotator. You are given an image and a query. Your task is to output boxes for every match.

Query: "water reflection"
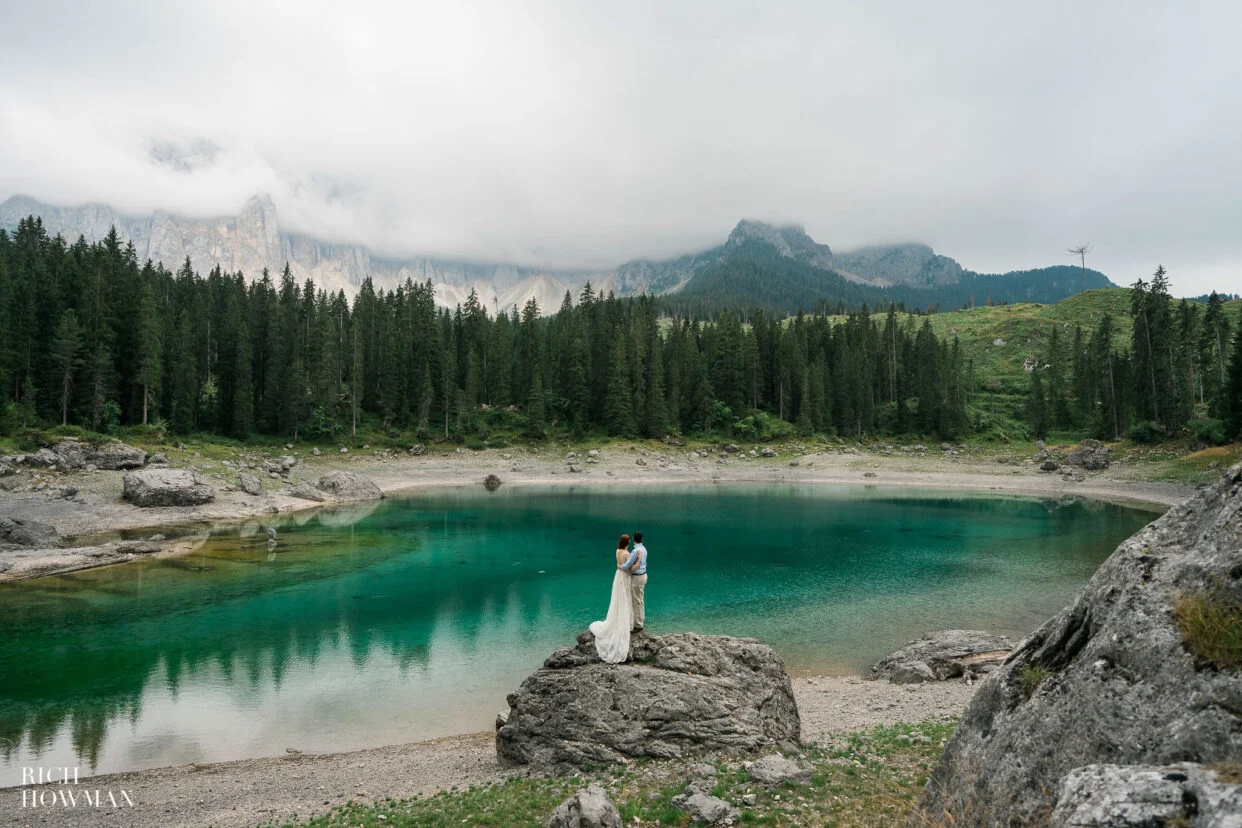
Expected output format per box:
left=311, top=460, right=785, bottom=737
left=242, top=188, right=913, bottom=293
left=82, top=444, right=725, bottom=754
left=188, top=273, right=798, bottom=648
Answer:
left=0, top=486, right=1155, bottom=783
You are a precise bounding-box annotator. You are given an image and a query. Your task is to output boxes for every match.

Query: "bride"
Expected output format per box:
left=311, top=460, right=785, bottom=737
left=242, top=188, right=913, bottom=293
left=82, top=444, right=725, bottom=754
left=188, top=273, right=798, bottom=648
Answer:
left=589, top=534, right=635, bottom=663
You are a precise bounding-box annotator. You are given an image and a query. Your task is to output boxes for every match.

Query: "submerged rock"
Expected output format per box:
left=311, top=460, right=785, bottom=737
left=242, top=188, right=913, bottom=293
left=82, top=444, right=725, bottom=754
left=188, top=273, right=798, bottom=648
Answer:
left=1050, top=762, right=1242, bottom=827
left=543, top=783, right=621, bottom=828
left=122, top=469, right=215, bottom=507
left=914, top=462, right=1242, bottom=825
left=313, top=471, right=384, bottom=501
left=872, top=630, right=1013, bottom=684
left=496, top=630, right=800, bottom=773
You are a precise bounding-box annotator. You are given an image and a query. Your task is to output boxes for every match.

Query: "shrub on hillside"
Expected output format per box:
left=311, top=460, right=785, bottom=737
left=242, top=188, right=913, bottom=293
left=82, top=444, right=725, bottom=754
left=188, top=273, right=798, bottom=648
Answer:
left=1127, top=420, right=1168, bottom=444
left=1188, top=418, right=1227, bottom=446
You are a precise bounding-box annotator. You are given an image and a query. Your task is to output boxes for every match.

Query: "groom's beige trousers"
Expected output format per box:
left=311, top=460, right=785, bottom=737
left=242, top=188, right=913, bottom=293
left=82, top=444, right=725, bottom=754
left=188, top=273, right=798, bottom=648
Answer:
left=631, top=573, right=647, bottom=629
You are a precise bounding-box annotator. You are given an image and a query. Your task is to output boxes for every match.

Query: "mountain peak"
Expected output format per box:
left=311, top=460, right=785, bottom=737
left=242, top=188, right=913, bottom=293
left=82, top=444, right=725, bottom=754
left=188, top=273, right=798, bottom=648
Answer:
left=725, top=219, right=833, bottom=265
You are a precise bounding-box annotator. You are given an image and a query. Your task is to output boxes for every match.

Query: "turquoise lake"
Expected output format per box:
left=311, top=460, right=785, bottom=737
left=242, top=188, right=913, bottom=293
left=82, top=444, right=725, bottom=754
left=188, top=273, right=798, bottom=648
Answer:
left=0, top=484, right=1156, bottom=783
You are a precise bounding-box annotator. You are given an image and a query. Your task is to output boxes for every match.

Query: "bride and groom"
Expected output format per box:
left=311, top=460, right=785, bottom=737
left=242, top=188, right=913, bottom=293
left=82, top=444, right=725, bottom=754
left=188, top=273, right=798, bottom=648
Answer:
left=588, top=532, right=648, bottom=663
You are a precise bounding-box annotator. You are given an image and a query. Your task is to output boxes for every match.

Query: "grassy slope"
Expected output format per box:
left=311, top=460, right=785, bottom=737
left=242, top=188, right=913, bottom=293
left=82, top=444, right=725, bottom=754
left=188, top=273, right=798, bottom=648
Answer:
left=272, top=721, right=955, bottom=828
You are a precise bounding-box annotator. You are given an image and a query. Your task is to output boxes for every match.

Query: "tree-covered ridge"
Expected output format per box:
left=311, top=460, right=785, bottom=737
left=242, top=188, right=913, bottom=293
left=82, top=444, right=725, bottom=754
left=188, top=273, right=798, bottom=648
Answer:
left=0, top=216, right=973, bottom=442
left=1025, top=274, right=1242, bottom=443
left=661, top=242, right=1112, bottom=319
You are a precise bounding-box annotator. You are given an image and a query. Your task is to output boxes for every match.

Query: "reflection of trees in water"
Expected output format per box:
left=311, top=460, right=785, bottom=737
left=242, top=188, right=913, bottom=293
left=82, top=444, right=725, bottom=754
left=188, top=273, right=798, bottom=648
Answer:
left=0, top=506, right=559, bottom=771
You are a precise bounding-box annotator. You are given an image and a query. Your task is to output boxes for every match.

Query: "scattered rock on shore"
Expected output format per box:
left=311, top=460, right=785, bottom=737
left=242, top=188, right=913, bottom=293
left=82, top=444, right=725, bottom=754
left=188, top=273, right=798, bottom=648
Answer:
left=872, top=630, right=1014, bottom=684
left=289, top=482, right=327, bottom=502
left=496, top=630, right=800, bottom=772
left=915, top=461, right=1242, bottom=824
left=0, top=516, right=59, bottom=547
left=238, top=472, right=262, bottom=496
left=484, top=473, right=503, bottom=491
left=746, top=754, right=812, bottom=786
left=122, top=468, right=216, bottom=507
left=544, top=783, right=621, bottom=828
left=671, top=790, right=739, bottom=824
left=1064, top=438, right=1110, bottom=470
left=313, top=470, right=384, bottom=501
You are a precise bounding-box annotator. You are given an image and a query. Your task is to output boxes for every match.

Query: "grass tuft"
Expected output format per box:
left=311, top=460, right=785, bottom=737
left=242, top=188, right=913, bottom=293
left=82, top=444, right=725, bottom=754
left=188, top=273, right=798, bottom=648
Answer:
left=1175, top=589, right=1242, bottom=668
left=1017, top=663, right=1050, bottom=697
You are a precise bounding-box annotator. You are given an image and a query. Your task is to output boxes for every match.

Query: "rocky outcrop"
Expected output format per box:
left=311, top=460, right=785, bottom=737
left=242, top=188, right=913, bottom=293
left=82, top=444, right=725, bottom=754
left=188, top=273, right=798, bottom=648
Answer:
left=1064, top=438, right=1111, bottom=470
left=122, top=469, right=215, bottom=507
left=51, top=439, right=146, bottom=471
left=544, top=784, right=621, bottom=828
left=872, top=630, right=1013, bottom=684
left=915, top=462, right=1242, bottom=825
left=313, top=471, right=384, bottom=502
left=496, top=631, right=800, bottom=773
left=0, top=517, right=59, bottom=547
left=1049, top=763, right=1242, bottom=827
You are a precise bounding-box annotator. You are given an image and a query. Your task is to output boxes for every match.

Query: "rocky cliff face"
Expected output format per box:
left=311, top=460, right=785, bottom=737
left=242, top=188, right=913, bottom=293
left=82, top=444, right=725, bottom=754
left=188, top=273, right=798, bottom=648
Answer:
left=1, top=194, right=966, bottom=309
left=913, top=462, right=1242, bottom=825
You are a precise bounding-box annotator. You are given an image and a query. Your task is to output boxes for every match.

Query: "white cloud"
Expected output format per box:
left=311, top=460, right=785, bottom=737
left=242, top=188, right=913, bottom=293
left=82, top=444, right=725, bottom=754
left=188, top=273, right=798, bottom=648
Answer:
left=1, top=0, right=1239, bottom=294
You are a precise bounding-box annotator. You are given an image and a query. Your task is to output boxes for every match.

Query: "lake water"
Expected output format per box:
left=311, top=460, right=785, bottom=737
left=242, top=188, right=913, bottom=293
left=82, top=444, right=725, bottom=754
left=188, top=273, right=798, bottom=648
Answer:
left=0, top=484, right=1155, bottom=783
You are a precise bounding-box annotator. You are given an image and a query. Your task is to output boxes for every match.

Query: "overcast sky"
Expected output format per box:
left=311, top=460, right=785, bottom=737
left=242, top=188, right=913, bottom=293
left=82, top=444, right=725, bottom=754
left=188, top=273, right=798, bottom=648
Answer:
left=1, top=1, right=1239, bottom=294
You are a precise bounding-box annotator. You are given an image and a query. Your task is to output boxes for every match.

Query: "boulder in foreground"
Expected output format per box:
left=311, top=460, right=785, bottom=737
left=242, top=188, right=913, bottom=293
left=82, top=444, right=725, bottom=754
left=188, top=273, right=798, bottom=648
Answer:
left=122, top=468, right=215, bottom=507
left=313, top=471, right=384, bottom=502
left=1050, top=763, right=1242, bottom=827
left=914, top=462, right=1242, bottom=825
left=496, top=631, right=800, bottom=773
left=872, top=629, right=1013, bottom=684
left=543, top=783, right=621, bottom=828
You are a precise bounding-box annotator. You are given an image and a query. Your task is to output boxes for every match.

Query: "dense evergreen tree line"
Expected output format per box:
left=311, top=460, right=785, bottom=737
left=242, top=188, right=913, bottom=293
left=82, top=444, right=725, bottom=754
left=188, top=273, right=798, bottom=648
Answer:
left=1030, top=270, right=1242, bottom=442
left=0, top=217, right=972, bottom=441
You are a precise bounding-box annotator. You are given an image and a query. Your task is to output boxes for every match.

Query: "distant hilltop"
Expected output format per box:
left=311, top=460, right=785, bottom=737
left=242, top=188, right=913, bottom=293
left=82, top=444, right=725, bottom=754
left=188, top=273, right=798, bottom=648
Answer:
left=0, top=193, right=1109, bottom=313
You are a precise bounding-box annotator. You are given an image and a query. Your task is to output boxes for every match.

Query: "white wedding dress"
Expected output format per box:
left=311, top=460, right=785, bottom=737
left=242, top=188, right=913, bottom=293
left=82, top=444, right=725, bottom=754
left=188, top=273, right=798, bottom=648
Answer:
left=589, top=565, right=634, bottom=663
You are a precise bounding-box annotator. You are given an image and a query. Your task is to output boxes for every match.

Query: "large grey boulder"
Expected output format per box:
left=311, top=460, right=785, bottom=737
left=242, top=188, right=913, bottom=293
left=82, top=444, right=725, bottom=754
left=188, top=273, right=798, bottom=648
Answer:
left=671, top=790, right=739, bottom=824
left=122, top=469, right=215, bottom=507
left=872, top=629, right=1014, bottom=683
left=1050, top=763, right=1242, bottom=827
left=915, top=462, right=1242, bottom=825
left=52, top=440, right=87, bottom=471
left=314, top=471, right=384, bottom=502
left=543, top=783, right=621, bottom=828
left=496, top=631, right=800, bottom=772
left=1064, top=438, right=1111, bottom=470
left=0, top=517, right=59, bottom=547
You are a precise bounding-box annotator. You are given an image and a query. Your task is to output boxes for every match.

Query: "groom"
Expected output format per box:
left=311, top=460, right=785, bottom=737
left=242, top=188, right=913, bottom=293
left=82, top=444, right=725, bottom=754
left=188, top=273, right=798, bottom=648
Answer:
left=625, top=532, right=648, bottom=632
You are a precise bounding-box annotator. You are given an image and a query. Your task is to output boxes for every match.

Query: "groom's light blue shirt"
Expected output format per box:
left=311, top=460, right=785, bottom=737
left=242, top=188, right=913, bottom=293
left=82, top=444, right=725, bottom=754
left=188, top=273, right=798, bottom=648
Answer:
left=624, top=543, right=647, bottom=575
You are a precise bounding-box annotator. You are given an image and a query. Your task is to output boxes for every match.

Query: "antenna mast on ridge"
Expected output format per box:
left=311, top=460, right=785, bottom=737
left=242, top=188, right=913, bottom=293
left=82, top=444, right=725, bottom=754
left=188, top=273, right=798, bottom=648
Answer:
left=1067, top=245, right=1092, bottom=294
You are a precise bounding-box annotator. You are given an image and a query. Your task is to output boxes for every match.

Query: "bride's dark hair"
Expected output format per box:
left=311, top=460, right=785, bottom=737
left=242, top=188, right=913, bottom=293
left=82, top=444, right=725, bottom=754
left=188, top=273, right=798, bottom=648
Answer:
left=617, top=534, right=630, bottom=549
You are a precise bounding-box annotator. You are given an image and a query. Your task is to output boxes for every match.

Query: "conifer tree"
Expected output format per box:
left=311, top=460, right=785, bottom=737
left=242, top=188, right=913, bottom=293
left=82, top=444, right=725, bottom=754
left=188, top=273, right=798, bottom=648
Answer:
left=52, top=309, right=83, bottom=426
left=136, top=278, right=162, bottom=425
